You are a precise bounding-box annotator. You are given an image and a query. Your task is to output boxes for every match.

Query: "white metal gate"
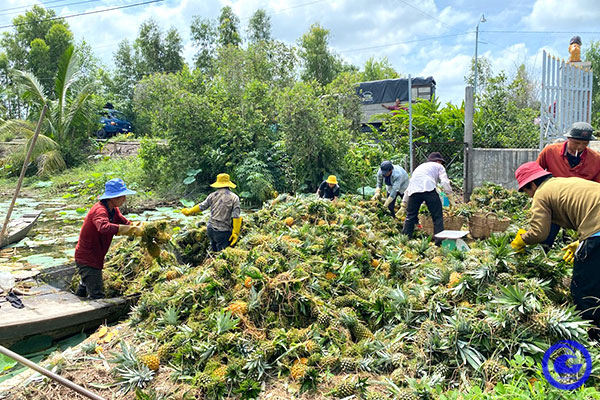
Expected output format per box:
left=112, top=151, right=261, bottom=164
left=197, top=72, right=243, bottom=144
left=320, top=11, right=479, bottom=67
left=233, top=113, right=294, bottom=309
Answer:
left=539, top=50, right=593, bottom=149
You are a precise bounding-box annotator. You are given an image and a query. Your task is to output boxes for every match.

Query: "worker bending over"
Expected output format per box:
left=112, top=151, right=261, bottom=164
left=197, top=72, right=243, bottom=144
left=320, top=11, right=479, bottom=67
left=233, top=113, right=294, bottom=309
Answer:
left=372, top=160, right=409, bottom=217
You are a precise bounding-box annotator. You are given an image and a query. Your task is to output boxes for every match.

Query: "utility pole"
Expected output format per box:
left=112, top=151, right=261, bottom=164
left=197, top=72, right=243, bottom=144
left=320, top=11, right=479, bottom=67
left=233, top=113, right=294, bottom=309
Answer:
left=473, top=14, right=486, bottom=97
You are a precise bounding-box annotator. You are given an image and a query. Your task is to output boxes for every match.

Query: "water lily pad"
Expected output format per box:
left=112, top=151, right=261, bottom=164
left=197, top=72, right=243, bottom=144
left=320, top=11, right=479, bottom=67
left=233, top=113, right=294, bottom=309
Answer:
left=75, top=207, right=87, bottom=215
left=34, top=181, right=53, bottom=188
left=21, top=254, right=69, bottom=268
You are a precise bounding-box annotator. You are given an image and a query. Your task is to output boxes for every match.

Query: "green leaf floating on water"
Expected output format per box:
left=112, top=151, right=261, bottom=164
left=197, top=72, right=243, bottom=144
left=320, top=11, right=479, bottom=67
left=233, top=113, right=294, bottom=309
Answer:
left=34, top=181, right=53, bottom=188
left=180, top=199, right=194, bottom=208
left=0, top=353, right=17, bottom=372
left=76, top=207, right=87, bottom=214
left=22, top=254, right=69, bottom=267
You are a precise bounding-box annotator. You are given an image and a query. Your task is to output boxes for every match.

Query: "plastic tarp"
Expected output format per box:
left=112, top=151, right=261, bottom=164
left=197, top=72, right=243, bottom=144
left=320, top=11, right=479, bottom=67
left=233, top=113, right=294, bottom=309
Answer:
left=356, top=77, right=436, bottom=104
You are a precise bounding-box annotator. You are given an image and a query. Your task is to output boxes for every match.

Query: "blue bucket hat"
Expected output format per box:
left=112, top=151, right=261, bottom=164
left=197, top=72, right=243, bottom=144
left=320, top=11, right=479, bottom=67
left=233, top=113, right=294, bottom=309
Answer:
left=99, top=178, right=136, bottom=200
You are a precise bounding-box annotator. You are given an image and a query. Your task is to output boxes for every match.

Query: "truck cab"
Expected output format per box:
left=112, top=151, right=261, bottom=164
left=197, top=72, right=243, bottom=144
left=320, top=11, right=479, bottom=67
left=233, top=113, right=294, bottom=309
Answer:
left=356, top=77, right=436, bottom=131
left=97, top=108, right=133, bottom=139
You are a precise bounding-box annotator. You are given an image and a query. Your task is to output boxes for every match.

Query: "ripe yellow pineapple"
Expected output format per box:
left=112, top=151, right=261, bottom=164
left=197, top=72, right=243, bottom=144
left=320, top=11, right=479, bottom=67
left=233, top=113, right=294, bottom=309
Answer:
left=371, top=259, right=380, bottom=268
left=212, top=365, right=228, bottom=382
left=290, top=360, right=308, bottom=380
left=226, top=301, right=248, bottom=316
left=140, top=354, right=160, bottom=371
left=165, top=269, right=180, bottom=281
left=254, top=256, right=268, bottom=267
left=448, top=272, right=463, bottom=288
left=317, top=219, right=327, bottom=226
left=244, top=277, right=253, bottom=288
left=325, top=271, right=337, bottom=280
left=285, top=217, right=294, bottom=226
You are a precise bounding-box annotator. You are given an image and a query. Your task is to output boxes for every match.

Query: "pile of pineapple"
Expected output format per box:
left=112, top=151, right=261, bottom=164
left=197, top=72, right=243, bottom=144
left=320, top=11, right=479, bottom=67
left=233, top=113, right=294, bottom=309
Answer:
left=70, top=192, right=599, bottom=398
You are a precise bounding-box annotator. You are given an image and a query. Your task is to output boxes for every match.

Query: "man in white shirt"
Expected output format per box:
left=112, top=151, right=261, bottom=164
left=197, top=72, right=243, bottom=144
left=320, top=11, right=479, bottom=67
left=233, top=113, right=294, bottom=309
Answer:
left=401, top=152, right=453, bottom=244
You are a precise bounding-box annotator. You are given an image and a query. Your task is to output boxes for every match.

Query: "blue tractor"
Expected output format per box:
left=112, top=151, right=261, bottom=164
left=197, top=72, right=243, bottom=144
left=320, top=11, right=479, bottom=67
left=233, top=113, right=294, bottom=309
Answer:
left=96, top=104, right=133, bottom=139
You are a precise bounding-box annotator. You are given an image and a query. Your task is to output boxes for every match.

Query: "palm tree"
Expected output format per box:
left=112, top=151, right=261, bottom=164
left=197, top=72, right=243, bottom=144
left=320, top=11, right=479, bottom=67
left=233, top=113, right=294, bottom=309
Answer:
left=0, top=45, right=95, bottom=176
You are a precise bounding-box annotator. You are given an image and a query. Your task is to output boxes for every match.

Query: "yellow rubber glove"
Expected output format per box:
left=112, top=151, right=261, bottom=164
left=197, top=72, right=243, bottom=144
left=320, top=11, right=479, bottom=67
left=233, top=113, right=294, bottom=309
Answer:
left=117, top=224, right=143, bottom=237
left=181, top=204, right=201, bottom=216
left=562, top=240, right=580, bottom=264
left=510, top=229, right=528, bottom=253
left=371, top=188, right=381, bottom=201
left=229, top=217, right=242, bottom=246
left=383, top=196, right=394, bottom=208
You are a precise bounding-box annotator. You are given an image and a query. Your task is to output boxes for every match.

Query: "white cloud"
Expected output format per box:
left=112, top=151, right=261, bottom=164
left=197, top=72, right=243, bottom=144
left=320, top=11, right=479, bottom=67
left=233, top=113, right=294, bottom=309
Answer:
left=418, top=54, right=472, bottom=104
left=523, top=0, right=600, bottom=29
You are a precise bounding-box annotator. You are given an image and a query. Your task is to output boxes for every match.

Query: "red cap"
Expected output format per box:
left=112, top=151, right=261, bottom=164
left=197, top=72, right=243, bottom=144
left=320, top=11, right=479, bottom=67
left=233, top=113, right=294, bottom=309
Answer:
left=515, top=162, right=552, bottom=192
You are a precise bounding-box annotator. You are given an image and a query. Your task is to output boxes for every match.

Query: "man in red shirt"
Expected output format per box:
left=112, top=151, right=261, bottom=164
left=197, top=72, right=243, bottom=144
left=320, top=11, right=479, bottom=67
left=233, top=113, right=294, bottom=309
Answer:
left=74, top=178, right=142, bottom=299
left=536, top=122, right=600, bottom=248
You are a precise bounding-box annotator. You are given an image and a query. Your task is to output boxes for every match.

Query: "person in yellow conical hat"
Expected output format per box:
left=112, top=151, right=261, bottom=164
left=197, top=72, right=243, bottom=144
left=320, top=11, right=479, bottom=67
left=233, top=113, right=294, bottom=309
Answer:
left=316, top=175, right=340, bottom=201
left=181, top=173, right=242, bottom=252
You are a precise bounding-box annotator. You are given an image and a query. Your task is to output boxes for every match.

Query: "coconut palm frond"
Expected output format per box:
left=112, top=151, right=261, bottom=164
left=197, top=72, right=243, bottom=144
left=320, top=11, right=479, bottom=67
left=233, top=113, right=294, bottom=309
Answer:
left=62, top=84, right=94, bottom=136
left=0, top=119, right=36, bottom=138
left=55, top=45, right=78, bottom=111
left=25, top=133, right=60, bottom=161
left=12, top=70, right=47, bottom=106
left=35, top=149, right=66, bottom=177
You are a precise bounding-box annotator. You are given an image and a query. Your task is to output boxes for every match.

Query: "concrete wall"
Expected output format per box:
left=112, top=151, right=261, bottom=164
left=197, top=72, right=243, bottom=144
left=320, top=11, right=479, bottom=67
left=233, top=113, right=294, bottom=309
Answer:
left=472, top=148, right=539, bottom=189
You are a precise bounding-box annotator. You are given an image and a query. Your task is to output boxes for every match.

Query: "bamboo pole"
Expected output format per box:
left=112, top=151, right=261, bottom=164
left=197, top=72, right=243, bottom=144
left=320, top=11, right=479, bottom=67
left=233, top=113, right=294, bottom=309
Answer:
left=0, top=344, right=106, bottom=400
left=0, top=104, right=47, bottom=246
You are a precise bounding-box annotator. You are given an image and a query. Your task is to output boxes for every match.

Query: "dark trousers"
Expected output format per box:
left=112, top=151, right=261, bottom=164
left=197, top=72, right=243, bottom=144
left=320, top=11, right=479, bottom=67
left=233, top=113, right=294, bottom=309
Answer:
left=75, top=263, right=105, bottom=299
left=570, top=237, right=600, bottom=338
left=387, top=192, right=403, bottom=217
left=402, top=190, right=444, bottom=243
left=207, top=226, right=232, bottom=252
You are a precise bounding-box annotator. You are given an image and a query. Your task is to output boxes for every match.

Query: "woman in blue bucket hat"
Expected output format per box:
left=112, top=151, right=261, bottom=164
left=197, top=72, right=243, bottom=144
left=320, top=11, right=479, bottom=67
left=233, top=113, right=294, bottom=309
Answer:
left=74, top=178, right=143, bottom=299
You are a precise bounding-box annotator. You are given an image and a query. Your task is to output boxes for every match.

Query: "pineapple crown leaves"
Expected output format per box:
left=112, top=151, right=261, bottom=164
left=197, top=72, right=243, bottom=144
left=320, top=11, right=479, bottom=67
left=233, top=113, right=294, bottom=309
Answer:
left=109, top=341, right=140, bottom=370
left=456, top=339, right=485, bottom=370
left=544, top=306, right=591, bottom=340
left=242, top=352, right=271, bottom=381
left=158, top=306, right=179, bottom=326
left=213, top=311, right=239, bottom=335
left=114, top=365, right=155, bottom=395
left=492, top=284, right=540, bottom=315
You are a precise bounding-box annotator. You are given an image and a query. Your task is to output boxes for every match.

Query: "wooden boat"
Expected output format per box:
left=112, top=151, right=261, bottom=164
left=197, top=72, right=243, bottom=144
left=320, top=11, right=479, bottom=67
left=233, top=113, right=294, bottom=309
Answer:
left=0, top=211, right=42, bottom=248
left=0, top=265, right=135, bottom=347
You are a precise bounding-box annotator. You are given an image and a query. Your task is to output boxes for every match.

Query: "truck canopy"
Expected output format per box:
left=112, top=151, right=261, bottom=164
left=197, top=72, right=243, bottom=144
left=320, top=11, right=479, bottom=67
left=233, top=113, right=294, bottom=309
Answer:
left=356, top=77, right=436, bottom=104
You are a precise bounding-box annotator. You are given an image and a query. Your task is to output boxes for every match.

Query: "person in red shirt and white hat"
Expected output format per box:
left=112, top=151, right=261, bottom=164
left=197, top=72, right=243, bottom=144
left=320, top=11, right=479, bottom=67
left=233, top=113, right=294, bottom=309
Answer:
left=511, top=161, right=600, bottom=338
left=74, top=178, right=143, bottom=299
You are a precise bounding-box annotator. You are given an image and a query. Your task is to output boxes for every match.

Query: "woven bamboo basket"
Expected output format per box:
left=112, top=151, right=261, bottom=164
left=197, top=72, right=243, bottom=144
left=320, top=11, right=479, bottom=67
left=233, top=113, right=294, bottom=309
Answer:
left=418, top=215, right=466, bottom=235
left=492, top=216, right=511, bottom=232
left=468, top=212, right=496, bottom=239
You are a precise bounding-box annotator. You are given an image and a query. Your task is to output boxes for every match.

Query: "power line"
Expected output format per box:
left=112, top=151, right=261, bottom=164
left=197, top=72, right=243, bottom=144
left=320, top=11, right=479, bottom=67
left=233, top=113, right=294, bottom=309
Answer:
left=395, top=0, right=452, bottom=30
left=338, top=31, right=471, bottom=53
left=0, top=0, right=166, bottom=30
left=0, top=0, right=102, bottom=19
left=0, top=0, right=78, bottom=13
left=240, top=0, right=327, bottom=21
left=482, top=30, right=600, bottom=34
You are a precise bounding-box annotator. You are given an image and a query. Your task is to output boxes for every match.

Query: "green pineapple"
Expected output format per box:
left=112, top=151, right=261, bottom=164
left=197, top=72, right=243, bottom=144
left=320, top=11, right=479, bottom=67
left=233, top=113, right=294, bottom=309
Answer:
left=307, top=353, right=322, bottom=366
left=333, top=294, right=361, bottom=308
left=396, top=389, right=419, bottom=400
left=335, top=381, right=356, bottom=398
left=351, top=322, right=374, bottom=342
left=390, top=368, right=404, bottom=385
left=482, top=358, right=507, bottom=380
left=158, top=324, right=177, bottom=342
left=390, top=353, right=405, bottom=369
left=366, top=391, right=387, bottom=400
left=338, top=307, right=358, bottom=328
left=433, top=363, right=449, bottom=378
left=317, top=312, right=332, bottom=327
left=157, top=342, right=175, bottom=361
left=340, top=357, right=358, bottom=372
left=389, top=340, right=404, bottom=354
left=304, top=340, right=321, bottom=355
left=194, top=372, right=213, bottom=389
left=528, top=313, right=547, bottom=337
left=496, top=272, right=513, bottom=286
left=320, top=355, right=339, bottom=371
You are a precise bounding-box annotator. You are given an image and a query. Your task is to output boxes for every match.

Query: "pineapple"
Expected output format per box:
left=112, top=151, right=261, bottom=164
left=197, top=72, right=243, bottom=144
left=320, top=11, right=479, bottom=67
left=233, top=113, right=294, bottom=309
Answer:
left=448, top=271, right=463, bottom=288
left=338, top=307, right=358, bottom=328
left=255, top=256, right=268, bottom=267
left=290, top=360, right=308, bottom=380
left=212, top=365, right=228, bottom=383
left=396, top=389, right=419, bottom=400
left=165, top=269, right=180, bottom=280
left=433, top=363, right=449, bottom=378
left=351, top=322, right=374, bottom=342
left=304, top=340, right=321, bottom=355
left=496, top=272, right=513, bottom=286
left=482, top=358, right=507, bottom=380
left=366, top=392, right=387, bottom=400
left=157, top=342, right=174, bottom=362
left=244, top=276, right=253, bottom=288
left=320, top=355, right=339, bottom=371
left=333, top=294, right=361, bottom=308
left=226, top=300, right=248, bottom=316
left=317, top=312, right=332, bottom=327
left=390, top=368, right=404, bottom=385
left=158, top=325, right=177, bottom=342
left=261, top=341, right=277, bottom=359
left=285, top=217, right=294, bottom=226
left=195, top=372, right=213, bottom=388
left=140, top=354, right=160, bottom=371
left=340, top=357, right=358, bottom=372
left=335, top=381, right=356, bottom=398
left=528, top=313, right=547, bottom=337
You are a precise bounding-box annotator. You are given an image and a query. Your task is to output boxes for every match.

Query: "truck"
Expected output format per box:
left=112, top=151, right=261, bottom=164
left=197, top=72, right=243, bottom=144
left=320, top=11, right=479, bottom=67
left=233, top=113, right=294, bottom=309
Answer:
left=356, top=76, right=436, bottom=131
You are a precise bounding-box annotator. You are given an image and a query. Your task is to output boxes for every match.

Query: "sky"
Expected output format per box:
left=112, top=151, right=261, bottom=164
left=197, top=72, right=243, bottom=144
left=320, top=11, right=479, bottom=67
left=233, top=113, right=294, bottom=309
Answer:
left=1, top=0, right=600, bottom=104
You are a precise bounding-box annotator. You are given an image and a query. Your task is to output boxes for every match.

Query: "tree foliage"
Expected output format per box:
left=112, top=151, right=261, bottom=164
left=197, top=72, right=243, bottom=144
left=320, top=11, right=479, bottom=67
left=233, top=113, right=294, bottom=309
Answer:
left=247, top=9, right=271, bottom=43
left=585, top=40, right=600, bottom=126
left=218, top=6, right=241, bottom=48
left=298, top=24, right=342, bottom=86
